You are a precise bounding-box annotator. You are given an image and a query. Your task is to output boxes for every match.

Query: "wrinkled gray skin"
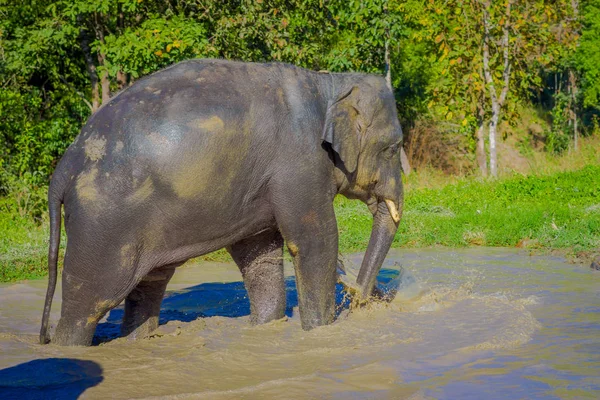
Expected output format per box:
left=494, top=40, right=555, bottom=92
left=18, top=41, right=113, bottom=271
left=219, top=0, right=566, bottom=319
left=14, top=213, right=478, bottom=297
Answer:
left=40, top=59, right=404, bottom=346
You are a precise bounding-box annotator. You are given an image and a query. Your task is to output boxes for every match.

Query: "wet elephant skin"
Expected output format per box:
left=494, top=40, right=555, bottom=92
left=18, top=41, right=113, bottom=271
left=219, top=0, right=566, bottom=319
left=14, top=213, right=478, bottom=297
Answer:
left=40, top=59, right=404, bottom=345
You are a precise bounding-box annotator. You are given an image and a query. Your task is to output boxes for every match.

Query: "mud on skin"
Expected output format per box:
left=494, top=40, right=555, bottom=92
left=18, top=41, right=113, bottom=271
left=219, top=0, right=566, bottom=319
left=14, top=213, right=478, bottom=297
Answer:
left=41, top=59, right=405, bottom=345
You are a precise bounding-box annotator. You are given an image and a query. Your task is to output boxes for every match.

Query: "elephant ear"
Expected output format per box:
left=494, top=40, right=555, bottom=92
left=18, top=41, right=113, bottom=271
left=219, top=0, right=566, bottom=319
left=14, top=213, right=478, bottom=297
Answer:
left=322, top=87, right=363, bottom=173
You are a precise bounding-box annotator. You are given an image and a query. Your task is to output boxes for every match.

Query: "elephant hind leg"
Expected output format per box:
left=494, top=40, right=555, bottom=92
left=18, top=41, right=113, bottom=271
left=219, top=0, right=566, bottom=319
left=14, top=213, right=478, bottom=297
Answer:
left=121, top=264, right=180, bottom=339
left=54, top=276, right=127, bottom=346
left=227, top=229, right=286, bottom=325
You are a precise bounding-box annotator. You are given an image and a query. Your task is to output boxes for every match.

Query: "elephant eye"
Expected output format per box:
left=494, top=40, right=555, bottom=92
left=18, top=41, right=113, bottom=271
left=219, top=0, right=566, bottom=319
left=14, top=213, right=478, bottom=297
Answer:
left=382, top=143, right=400, bottom=160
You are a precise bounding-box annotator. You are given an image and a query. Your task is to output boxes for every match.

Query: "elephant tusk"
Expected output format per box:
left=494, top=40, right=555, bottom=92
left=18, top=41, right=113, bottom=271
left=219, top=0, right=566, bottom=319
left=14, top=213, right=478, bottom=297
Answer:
left=384, top=199, right=401, bottom=223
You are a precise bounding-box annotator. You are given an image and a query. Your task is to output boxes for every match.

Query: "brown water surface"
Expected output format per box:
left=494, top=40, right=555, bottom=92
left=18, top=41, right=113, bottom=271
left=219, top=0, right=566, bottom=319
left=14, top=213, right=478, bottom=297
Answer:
left=0, top=248, right=599, bottom=399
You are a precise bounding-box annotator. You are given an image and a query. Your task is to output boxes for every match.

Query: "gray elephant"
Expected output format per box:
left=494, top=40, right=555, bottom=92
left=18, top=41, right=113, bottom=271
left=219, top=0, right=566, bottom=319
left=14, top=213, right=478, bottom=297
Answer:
left=40, top=59, right=404, bottom=346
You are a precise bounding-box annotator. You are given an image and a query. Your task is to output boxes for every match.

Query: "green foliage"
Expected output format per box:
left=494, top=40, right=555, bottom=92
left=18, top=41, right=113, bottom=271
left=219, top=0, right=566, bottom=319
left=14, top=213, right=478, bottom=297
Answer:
left=0, top=170, right=48, bottom=220
left=100, top=16, right=215, bottom=78
left=0, top=87, right=87, bottom=184
left=576, top=0, right=600, bottom=109
left=1, top=0, right=599, bottom=187
left=546, top=92, right=573, bottom=154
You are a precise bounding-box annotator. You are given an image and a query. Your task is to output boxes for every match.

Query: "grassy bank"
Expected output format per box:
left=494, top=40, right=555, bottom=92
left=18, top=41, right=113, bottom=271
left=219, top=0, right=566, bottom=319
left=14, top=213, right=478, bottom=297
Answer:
left=2, top=165, right=600, bottom=283
left=337, top=164, right=600, bottom=255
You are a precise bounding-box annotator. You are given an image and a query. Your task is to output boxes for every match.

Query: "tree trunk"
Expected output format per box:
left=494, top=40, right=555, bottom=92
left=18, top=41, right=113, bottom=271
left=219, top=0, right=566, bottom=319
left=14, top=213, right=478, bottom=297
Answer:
left=569, top=70, right=578, bottom=151
left=116, top=4, right=127, bottom=91
left=488, top=106, right=499, bottom=178
left=481, top=0, right=511, bottom=178
left=117, top=70, right=127, bottom=90
left=97, top=45, right=110, bottom=104
left=95, top=13, right=111, bottom=105
left=100, top=67, right=110, bottom=104
left=570, top=1, right=580, bottom=151
left=573, top=106, right=578, bottom=151
left=101, top=77, right=111, bottom=103
left=77, top=17, right=99, bottom=113
left=476, top=104, right=487, bottom=176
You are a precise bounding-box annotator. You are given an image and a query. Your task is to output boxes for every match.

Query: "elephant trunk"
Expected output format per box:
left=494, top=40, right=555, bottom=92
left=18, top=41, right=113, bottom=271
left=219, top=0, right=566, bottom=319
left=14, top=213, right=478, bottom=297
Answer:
left=356, top=199, right=401, bottom=298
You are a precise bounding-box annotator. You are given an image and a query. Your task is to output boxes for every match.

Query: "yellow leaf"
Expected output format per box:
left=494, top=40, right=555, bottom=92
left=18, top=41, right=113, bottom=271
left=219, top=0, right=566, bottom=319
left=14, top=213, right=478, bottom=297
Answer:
left=462, top=118, right=468, bottom=126
left=434, top=34, right=443, bottom=43
left=154, top=50, right=163, bottom=56
left=449, top=59, right=456, bottom=66
left=173, top=41, right=181, bottom=48
left=166, top=44, right=173, bottom=52
left=428, top=100, right=435, bottom=109
left=446, top=111, right=453, bottom=120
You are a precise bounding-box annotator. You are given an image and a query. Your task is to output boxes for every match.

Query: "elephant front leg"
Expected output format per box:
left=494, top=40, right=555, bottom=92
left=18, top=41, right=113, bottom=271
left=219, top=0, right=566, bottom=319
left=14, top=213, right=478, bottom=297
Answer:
left=288, top=228, right=338, bottom=330
left=121, top=265, right=178, bottom=339
left=274, top=202, right=339, bottom=331
left=227, top=230, right=286, bottom=325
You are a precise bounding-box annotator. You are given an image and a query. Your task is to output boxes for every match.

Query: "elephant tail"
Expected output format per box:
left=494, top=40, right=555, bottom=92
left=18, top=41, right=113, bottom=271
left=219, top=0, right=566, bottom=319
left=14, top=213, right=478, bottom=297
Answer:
left=40, top=183, right=63, bottom=344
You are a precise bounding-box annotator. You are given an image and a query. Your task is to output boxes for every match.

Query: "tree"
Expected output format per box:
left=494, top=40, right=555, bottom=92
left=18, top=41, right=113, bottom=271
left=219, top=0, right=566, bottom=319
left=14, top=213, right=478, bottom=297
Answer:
left=481, top=0, right=511, bottom=177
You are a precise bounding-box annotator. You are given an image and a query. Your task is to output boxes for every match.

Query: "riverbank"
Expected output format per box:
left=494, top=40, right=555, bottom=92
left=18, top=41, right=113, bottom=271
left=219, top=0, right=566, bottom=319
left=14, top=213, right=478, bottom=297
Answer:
left=1, top=164, right=599, bottom=283
left=338, top=164, right=600, bottom=258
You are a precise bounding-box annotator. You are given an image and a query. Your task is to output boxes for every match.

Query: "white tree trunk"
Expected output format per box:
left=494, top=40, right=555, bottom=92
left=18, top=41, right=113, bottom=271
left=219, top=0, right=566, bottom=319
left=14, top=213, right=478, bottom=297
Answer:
left=489, top=106, right=500, bottom=177
left=476, top=112, right=488, bottom=176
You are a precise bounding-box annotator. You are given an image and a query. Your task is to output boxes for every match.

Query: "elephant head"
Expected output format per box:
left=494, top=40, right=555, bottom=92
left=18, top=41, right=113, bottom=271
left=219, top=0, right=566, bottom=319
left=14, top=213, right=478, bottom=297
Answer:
left=323, top=74, right=404, bottom=299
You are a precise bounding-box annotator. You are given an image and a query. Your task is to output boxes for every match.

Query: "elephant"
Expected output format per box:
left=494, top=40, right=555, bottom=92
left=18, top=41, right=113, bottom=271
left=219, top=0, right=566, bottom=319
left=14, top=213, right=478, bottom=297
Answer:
left=40, top=59, right=404, bottom=346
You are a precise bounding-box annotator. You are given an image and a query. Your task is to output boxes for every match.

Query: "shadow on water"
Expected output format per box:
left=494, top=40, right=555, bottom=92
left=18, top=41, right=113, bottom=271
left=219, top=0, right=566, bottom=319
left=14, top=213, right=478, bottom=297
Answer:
left=0, top=358, right=103, bottom=400
left=94, top=268, right=402, bottom=345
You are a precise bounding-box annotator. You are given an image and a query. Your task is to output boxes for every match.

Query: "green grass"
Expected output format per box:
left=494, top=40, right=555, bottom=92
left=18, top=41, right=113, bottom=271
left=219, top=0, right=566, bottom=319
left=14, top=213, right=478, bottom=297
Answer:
left=2, top=165, right=599, bottom=283
left=337, top=164, right=600, bottom=253
left=0, top=212, right=53, bottom=282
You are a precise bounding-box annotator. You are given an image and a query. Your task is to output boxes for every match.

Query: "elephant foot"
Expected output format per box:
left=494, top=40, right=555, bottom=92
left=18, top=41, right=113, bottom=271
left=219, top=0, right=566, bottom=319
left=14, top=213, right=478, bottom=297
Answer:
left=53, top=297, right=119, bottom=346
left=124, top=316, right=159, bottom=340
left=53, top=319, right=98, bottom=346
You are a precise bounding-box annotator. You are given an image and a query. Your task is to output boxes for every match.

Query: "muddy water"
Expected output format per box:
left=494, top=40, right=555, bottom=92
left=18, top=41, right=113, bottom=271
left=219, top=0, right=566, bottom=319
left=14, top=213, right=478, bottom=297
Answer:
left=0, top=248, right=599, bottom=399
